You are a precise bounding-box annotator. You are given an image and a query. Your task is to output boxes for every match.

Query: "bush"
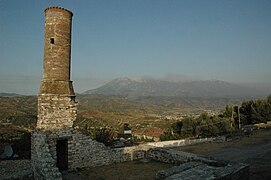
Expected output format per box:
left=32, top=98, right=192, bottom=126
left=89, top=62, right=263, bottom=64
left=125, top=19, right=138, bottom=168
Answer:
left=93, top=127, right=115, bottom=146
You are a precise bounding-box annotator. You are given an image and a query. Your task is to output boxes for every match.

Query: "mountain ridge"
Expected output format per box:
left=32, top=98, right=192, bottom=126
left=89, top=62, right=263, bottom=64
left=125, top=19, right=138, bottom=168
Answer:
left=84, top=77, right=267, bottom=99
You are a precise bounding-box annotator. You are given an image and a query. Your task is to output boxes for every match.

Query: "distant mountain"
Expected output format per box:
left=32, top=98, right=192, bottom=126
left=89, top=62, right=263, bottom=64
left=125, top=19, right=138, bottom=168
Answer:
left=84, top=77, right=266, bottom=99
left=0, top=93, right=23, bottom=97
left=84, top=77, right=179, bottom=99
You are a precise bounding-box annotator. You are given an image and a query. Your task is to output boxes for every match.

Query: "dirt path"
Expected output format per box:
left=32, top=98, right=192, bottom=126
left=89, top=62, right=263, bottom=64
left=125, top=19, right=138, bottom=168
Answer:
left=172, top=128, right=271, bottom=180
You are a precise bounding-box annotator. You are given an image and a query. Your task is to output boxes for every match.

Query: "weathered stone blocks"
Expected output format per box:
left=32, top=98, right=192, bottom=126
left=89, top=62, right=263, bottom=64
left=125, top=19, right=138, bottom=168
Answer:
left=37, top=94, right=77, bottom=130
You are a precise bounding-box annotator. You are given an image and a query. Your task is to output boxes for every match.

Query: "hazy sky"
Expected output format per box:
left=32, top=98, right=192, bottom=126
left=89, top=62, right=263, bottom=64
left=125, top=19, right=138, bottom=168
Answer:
left=1, top=0, right=271, bottom=94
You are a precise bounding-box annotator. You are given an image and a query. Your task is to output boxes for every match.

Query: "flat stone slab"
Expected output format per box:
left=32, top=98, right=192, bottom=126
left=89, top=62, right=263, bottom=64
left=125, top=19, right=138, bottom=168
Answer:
left=156, top=160, right=249, bottom=180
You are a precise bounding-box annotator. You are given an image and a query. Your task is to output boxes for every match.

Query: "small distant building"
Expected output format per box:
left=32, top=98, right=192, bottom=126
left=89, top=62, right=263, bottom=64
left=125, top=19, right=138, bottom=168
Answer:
left=133, top=127, right=164, bottom=142
left=123, top=123, right=132, bottom=137
left=124, top=129, right=132, bottom=135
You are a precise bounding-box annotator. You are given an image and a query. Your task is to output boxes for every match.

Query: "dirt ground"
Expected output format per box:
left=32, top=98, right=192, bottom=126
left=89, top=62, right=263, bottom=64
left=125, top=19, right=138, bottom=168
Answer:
left=62, top=160, right=172, bottom=180
left=172, top=128, right=271, bottom=180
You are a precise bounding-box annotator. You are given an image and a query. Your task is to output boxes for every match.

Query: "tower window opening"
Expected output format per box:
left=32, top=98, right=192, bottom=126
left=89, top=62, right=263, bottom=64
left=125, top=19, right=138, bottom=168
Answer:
left=50, top=38, right=54, bottom=44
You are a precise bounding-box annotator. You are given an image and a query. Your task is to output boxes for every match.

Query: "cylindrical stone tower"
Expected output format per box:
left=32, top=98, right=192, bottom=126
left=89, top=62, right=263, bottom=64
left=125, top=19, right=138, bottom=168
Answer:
left=43, top=7, right=72, bottom=81
left=37, top=6, right=77, bottom=130
left=39, top=6, right=74, bottom=95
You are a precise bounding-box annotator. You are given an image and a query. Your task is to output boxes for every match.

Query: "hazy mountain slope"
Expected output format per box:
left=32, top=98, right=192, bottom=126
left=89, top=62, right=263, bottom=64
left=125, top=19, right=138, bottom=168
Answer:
left=0, top=93, right=22, bottom=97
left=85, top=77, right=266, bottom=99
left=84, top=77, right=179, bottom=98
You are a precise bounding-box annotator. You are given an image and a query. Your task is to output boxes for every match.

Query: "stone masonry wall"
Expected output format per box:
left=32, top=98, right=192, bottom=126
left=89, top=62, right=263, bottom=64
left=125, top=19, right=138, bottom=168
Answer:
left=46, top=129, right=114, bottom=169
left=31, top=131, right=62, bottom=180
left=32, top=128, right=148, bottom=179
left=37, top=95, right=77, bottom=130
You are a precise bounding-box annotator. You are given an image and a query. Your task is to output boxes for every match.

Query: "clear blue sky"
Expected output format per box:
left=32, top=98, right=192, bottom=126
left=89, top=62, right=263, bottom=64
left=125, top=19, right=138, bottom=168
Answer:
left=0, top=0, right=271, bottom=94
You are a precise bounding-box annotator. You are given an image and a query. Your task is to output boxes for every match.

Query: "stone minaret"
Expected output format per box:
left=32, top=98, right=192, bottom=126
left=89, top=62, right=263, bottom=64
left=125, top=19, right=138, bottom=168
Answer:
left=37, top=6, right=77, bottom=130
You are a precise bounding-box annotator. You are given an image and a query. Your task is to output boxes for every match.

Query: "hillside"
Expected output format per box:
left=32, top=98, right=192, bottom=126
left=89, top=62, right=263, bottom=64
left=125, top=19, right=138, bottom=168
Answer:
left=2, top=91, right=267, bottom=139
left=75, top=94, right=174, bottom=131
left=135, top=96, right=243, bottom=112
left=0, top=94, right=173, bottom=133
left=0, top=96, right=37, bottom=129
left=0, top=93, right=249, bottom=134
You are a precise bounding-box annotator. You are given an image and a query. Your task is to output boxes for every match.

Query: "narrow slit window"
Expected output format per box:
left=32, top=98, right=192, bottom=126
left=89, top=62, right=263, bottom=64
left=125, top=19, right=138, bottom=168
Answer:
left=50, top=38, right=54, bottom=44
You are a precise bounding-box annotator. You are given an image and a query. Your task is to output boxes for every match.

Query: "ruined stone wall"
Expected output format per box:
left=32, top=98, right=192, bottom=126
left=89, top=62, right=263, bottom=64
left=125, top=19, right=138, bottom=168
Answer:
left=45, top=129, right=113, bottom=169
left=31, top=130, right=249, bottom=180
left=32, top=129, right=151, bottom=174
left=31, top=131, right=62, bottom=180
left=31, top=129, right=134, bottom=179
left=147, top=137, right=216, bottom=148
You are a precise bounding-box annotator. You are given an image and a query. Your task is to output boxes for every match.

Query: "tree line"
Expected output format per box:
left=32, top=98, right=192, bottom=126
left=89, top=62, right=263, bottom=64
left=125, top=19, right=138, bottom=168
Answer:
left=225, top=95, right=271, bottom=125
left=160, top=95, right=271, bottom=141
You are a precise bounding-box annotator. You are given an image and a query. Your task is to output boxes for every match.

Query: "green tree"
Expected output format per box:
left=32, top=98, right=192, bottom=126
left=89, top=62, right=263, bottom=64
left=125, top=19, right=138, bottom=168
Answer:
left=266, top=95, right=271, bottom=121
left=160, top=129, right=177, bottom=141
left=94, top=127, right=115, bottom=146
left=239, top=101, right=253, bottom=125
left=239, top=96, right=271, bottom=125
left=181, top=117, right=200, bottom=137
left=171, top=121, right=183, bottom=135
left=123, top=123, right=131, bottom=131
left=267, top=95, right=271, bottom=104
left=224, top=105, right=233, bottom=118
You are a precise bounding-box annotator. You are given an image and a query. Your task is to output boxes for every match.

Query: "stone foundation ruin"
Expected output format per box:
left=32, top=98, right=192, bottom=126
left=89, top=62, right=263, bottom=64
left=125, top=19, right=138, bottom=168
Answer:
left=30, top=6, right=249, bottom=179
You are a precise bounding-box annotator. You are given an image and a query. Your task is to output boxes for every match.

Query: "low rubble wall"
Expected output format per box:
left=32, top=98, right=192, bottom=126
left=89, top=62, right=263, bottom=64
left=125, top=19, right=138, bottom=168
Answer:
left=147, top=137, right=216, bottom=148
